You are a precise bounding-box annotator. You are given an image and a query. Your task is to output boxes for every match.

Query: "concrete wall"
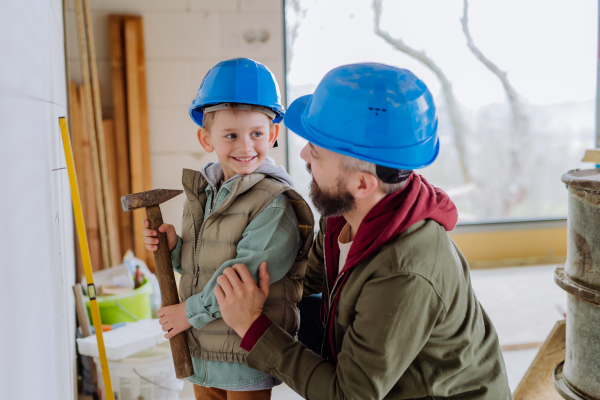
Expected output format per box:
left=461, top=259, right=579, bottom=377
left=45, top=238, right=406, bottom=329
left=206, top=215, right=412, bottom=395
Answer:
left=0, top=1, right=76, bottom=399
left=65, top=0, right=286, bottom=234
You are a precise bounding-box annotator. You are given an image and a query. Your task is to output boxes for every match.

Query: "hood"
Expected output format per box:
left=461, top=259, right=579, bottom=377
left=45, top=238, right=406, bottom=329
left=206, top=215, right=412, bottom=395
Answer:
left=200, top=157, right=294, bottom=189
left=330, top=172, right=458, bottom=276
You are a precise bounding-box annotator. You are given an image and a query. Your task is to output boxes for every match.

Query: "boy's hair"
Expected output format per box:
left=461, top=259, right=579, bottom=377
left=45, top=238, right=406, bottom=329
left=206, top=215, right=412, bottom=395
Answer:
left=202, top=104, right=274, bottom=132
left=339, top=154, right=410, bottom=194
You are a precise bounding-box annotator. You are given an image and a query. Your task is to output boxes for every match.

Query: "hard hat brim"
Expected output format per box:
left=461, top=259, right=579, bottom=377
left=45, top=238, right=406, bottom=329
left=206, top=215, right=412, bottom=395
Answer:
left=189, top=102, right=284, bottom=128
left=284, top=95, right=440, bottom=170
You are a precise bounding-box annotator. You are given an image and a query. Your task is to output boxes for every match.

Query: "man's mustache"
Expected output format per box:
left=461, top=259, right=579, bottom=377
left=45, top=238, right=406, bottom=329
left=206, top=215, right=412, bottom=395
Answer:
left=306, top=163, right=312, bottom=174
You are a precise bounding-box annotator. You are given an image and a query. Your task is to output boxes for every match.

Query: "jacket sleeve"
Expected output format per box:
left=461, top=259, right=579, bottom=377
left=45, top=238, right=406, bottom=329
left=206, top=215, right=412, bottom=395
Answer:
left=170, top=235, right=183, bottom=275
left=303, top=217, right=326, bottom=296
left=184, top=194, right=301, bottom=329
left=245, top=272, right=445, bottom=400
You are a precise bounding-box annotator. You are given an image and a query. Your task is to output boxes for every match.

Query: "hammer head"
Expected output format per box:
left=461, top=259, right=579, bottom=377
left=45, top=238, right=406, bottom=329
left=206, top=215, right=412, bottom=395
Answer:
left=122, top=189, right=183, bottom=211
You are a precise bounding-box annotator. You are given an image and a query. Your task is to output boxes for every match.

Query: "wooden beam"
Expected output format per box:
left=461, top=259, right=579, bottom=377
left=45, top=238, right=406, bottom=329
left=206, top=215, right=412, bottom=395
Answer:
left=124, top=17, right=152, bottom=270
left=109, top=15, right=133, bottom=256
left=513, top=320, right=565, bottom=400
left=74, top=0, right=110, bottom=269
left=103, top=119, right=122, bottom=263
left=134, top=16, right=154, bottom=272
left=78, top=85, right=103, bottom=272
left=135, top=16, right=152, bottom=193
left=82, top=0, right=119, bottom=267
left=69, top=82, right=85, bottom=282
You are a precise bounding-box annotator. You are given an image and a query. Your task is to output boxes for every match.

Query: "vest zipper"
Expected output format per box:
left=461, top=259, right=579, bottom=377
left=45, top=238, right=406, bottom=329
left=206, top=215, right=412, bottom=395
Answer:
left=194, top=180, right=243, bottom=289
left=207, top=184, right=222, bottom=215
left=192, top=269, right=199, bottom=287
left=202, top=359, right=208, bottom=385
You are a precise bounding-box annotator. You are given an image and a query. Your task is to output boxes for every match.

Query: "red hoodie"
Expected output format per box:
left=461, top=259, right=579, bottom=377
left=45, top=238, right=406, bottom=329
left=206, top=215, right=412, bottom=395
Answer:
left=241, top=173, right=458, bottom=358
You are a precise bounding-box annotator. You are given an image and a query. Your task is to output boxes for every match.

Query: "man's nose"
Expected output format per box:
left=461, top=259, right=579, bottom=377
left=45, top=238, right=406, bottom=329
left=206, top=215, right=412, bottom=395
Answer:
left=300, top=143, right=310, bottom=163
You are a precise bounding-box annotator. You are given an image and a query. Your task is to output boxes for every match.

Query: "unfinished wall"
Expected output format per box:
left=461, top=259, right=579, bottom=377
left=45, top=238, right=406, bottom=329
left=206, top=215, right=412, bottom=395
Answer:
left=0, top=1, right=76, bottom=399
left=65, top=0, right=286, bottom=237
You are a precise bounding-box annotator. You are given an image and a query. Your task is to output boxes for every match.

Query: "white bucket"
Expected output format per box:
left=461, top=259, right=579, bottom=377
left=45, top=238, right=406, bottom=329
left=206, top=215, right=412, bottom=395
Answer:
left=94, top=341, right=184, bottom=400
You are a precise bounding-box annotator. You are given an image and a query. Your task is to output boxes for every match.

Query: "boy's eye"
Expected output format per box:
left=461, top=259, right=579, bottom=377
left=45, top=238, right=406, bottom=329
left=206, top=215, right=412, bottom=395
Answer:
left=225, top=134, right=237, bottom=139
left=252, top=131, right=263, bottom=137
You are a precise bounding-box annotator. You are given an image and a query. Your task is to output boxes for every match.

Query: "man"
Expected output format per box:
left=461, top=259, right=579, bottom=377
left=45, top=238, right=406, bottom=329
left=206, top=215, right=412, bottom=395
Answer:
left=214, top=63, right=512, bottom=399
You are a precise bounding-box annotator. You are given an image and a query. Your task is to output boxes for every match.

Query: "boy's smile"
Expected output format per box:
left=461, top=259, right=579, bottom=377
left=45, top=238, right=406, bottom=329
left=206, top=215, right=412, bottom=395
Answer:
left=197, top=107, right=279, bottom=181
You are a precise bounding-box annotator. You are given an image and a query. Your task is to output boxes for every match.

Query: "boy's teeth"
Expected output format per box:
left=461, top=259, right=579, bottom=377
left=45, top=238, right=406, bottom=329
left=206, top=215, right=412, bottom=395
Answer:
left=234, top=156, right=254, bottom=161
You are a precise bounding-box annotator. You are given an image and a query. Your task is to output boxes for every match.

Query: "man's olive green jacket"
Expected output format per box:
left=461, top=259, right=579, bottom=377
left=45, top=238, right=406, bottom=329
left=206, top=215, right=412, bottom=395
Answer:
left=244, top=175, right=512, bottom=400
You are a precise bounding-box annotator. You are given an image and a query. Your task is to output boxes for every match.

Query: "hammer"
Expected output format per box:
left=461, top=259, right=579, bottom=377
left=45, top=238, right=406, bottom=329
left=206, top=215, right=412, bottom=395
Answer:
left=121, top=189, right=194, bottom=378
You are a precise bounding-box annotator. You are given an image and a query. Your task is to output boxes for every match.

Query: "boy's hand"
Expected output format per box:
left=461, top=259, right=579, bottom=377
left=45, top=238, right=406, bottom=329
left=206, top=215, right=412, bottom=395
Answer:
left=157, top=301, right=192, bottom=339
left=214, top=262, right=270, bottom=338
left=142, top=219, right=177, bottom=252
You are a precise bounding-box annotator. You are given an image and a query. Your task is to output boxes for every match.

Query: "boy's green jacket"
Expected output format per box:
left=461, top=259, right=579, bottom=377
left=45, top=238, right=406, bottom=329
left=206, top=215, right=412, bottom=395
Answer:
left=244, top=173, right=512, bottom=399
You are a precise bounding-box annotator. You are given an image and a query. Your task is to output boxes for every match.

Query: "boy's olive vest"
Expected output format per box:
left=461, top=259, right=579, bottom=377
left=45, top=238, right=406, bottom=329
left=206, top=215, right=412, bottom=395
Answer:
left=179, top=169, right=314, bottom=363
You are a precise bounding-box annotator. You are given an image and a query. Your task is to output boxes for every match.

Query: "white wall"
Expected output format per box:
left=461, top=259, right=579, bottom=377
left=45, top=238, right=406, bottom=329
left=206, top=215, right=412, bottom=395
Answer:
left=0, top=1, right=77, bottom=399
left=65, top=0, right=287, bottom=234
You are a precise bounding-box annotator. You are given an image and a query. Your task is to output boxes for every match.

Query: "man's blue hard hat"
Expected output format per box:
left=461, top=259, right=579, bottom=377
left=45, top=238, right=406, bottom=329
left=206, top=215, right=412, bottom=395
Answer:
left=188, top=58, right=285, bottom=127
left=284, top=63, right=439, bottom=170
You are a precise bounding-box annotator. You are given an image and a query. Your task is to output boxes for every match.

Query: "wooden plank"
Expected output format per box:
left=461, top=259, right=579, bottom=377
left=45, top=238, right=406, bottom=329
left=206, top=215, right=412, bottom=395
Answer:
left=78, top=86, right=103, bottom=272
left=513, top=320, right=566, bottom=400
left=134, top=16, right=155, bottom=272
left=82, top=0, right=119, bottom=268
left=74, top=0, right=111, bottom=269
left=124, top=17, right=152, bottom=270
left=103, top=119, right=122, bottom=263
left=135, top=16, right=152, bottom=192
left=69, top=82, right=85, bottom=282
left=108, top=15, right=133, bottom=256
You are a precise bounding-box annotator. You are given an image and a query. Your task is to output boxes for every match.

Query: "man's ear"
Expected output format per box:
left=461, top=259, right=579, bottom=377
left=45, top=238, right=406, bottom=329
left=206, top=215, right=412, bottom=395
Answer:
left=197, top=127, right=214, bottom=152
left=347, top=171, right=380, bottom=200
left=268, top=124, right=280, bottom=149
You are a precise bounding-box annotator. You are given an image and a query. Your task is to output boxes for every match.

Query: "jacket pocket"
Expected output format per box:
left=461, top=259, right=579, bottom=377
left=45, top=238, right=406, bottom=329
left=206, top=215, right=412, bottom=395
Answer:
left=335, top=301, right=356, bottom=329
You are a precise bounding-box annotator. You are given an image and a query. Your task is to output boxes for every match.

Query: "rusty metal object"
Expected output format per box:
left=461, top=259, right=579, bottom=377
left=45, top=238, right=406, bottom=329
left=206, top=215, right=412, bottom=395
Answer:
left=554, top=169, right=600, bottom=399
left=554, top=361, right=599, bottom=400
left=555, top=267, right=600, bottom=305
left=122, top=188, right=193, bottom=379
left=121, top=189, right=183, bottom=211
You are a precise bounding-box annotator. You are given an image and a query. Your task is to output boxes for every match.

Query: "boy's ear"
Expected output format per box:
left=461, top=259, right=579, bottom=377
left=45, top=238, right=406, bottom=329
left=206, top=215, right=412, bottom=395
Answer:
left=197, top=127, right=214, bottom=152
left=268, top=124, right=279, bottom=149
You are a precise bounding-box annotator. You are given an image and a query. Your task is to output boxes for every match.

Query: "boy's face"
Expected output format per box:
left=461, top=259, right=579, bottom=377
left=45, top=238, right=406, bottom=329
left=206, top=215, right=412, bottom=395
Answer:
left=197, top=108, right=279, bottom=181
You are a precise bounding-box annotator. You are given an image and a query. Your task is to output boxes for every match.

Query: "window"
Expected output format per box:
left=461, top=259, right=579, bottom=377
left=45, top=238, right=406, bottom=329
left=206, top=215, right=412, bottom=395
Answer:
left=285, top=0, right=596, bottom=223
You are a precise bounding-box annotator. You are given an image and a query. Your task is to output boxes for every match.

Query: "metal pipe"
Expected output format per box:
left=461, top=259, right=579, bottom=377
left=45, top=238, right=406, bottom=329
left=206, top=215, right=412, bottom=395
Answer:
left=554, top=169, right=600, bottom=400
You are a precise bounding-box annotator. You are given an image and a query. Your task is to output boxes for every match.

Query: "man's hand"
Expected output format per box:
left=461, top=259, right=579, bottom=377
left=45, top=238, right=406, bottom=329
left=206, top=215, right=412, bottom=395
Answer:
left=142, top=219, right=178, bottom=252
left=214, top=262, right=270, bottom=338
left=157, top=301, right=192, bottom=339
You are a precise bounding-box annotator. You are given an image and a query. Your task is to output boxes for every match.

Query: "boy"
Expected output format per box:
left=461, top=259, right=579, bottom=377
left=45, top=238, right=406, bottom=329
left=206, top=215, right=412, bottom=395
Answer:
left=142, top=58, right=314, bottom=400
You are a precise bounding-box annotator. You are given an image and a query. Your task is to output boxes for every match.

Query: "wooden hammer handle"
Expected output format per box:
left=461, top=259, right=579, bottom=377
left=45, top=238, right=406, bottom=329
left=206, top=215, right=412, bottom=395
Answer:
left=146, top=205, right=194, bottom=379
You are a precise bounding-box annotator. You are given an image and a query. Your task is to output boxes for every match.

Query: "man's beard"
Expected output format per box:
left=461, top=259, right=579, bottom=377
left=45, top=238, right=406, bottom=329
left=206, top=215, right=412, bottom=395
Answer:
left=307, top=163, right=355, bottom=218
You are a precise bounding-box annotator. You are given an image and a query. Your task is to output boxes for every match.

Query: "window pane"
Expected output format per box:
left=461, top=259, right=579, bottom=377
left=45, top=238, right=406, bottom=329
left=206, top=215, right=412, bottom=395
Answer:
left=285, top=0, right=596, bottom=223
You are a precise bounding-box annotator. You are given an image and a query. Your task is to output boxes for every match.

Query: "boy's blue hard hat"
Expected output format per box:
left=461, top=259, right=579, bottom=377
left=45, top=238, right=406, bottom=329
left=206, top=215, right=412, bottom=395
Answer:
left=284, top=63, right=439, bottom=170
left=189, top=58, right=285, bottom=127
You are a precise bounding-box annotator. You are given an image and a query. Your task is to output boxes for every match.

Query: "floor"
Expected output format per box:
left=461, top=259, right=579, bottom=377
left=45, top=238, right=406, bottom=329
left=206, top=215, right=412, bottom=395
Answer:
left=81, top=264, right=566, bottom=399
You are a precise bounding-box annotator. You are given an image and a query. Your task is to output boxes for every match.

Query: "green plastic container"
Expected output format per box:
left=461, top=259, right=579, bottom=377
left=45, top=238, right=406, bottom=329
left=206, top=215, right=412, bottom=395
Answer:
left=84, top=279, right=153, bottom=325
